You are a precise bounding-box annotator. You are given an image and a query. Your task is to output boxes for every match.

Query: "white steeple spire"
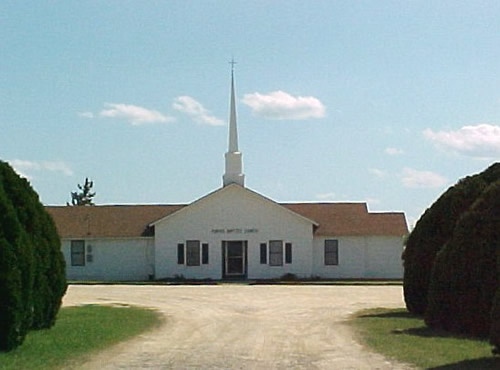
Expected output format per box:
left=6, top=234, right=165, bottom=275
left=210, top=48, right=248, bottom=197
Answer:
left=228, top=66, right=238, bottom=152
left=223, top=61, right=245, bottom=187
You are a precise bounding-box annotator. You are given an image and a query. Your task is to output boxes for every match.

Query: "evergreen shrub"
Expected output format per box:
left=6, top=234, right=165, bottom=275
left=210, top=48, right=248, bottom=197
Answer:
left=0, top=186, right=26, bottom=351
left=403, top=163, right=500, bottom=314
left=425, top=180, right=500, bottom=337
left=0, top=161, right=66, bottom=351
left=491, top=285, right=500, bottom=354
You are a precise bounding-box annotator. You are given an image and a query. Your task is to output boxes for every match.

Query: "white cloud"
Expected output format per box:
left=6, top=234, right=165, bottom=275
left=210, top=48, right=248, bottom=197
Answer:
left=9, top=159, right=73, bottom=179
left=78, top=111, right=94, bottom=119
left=423, top=124, right=500, bottom=159
left=401, top=168, right=448, bottom=189
left=242, top=90, right=326, bottom=120
left=100, top=103, right=174, bottom=125
left=385, top=147, right=404, bottom=156
left=315, top=192, right=336, bottom=200
left=368, top=168, right=387, bottom=178
left=41, top=161, right=74, bottom=176
left=172, top=96, right=225, bottom=126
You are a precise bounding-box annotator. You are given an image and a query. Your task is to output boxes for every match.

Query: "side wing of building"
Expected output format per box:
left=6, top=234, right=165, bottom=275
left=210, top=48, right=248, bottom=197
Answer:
left=46, top=205, right=182, bottom=281
left=285, top=203, right=408, bottom=279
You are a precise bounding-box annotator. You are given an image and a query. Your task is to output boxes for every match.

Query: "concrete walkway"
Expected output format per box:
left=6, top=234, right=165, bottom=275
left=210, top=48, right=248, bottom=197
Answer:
left=62, top=285, right=412, bottom=369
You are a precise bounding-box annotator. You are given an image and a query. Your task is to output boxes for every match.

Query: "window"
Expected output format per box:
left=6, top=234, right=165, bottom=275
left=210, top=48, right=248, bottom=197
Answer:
left=285, top=243, right=292, bottom=264
left=269, top=240, right=283, bottom=266
left=202, top=243, right=209, bottom=264
left=325, top=239, right=339, bottom=265
left=177, top=243, right=184, bottom=264
left=186, top=240, right=200, bottom=266
left=71, top=240, right=85, bottom=266
left=260, top=243, right=267, bottom=264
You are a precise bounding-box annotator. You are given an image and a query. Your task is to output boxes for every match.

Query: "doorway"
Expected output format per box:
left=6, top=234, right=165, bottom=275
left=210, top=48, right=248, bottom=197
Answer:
left=222, top=241, right=247, bottom=279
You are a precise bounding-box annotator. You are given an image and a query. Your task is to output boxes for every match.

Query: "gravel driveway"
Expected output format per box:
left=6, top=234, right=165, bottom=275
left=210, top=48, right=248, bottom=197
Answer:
left=62, top=284, right=412, bottom=369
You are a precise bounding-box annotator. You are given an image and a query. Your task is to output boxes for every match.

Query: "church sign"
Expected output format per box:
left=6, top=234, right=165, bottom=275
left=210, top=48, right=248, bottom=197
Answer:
left=211, top=228, right=259, bottom=234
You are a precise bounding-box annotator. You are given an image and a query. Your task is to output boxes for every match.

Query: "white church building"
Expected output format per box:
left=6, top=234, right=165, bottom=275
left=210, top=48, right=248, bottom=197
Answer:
left=47, top=70, right=408, bottom=281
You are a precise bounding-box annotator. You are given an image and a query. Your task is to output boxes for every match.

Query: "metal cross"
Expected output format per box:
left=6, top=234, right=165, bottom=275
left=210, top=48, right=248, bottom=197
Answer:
left=229, top=58, right=237, bottom=72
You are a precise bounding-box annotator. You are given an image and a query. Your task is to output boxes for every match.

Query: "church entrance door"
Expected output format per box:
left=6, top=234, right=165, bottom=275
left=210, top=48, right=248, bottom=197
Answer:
left=222, top=241, right=247, bottom=279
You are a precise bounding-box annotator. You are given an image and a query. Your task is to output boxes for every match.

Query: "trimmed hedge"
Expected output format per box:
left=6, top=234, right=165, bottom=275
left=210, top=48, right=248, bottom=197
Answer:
left=424, top=180, right=500, bottom=337
left=0, top=186, right=26, bottom=350
left=0, top=161, right=66, bottom=351
left=491, top=281, right=500, bottom=353
left=403, top=163, right=500, bottom=314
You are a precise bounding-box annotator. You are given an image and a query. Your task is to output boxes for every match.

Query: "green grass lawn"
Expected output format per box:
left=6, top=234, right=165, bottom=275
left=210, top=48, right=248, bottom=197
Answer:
left=0, top=304, right=162, bottom=370
left=351, top=308, right=500, bottom=369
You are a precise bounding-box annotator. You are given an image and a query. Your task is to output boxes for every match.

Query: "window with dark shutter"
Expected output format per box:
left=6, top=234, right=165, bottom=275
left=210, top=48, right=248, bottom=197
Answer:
left=285, top=242, right=292, bottom=264
left=260, top=243, right=267, bottom=264
left=269, top=240, right=283, bottom=266
left=186, top=240, right=200, bottom=266
left=202, top=243, right=209, bottom=264
left=177, top=243, right=185, bottom=264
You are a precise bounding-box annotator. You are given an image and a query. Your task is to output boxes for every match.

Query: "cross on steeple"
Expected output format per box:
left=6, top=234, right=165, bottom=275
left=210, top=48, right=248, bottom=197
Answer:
left=229, top=58, right=237, bottom=73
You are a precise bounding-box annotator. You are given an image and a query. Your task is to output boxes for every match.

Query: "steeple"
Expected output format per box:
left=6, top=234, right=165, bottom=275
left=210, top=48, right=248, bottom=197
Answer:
left=228, top=67, right=238, bottom=152
left=223, top=62, right=245, bottom=187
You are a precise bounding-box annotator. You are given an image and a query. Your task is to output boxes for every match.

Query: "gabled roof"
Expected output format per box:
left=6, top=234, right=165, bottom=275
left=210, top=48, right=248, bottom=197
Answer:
left=150, top=184, right=319, bottom=228
left=46, top=200, right=408, bottom=239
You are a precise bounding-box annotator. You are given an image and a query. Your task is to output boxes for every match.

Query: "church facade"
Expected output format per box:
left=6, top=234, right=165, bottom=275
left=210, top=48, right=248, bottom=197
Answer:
left=47, top=70, right=408, bottom=281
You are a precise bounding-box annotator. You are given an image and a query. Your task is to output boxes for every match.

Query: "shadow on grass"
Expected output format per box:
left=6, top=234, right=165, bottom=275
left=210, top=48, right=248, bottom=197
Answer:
left=397, top=326, right=491, bottom=340
left=359, top=310, right=488, bottom=341
left=356, top=309, right=497, bottom=368
left=428, top=356, right=500, bottom=369
left=358, top=310, right=416, bottom=320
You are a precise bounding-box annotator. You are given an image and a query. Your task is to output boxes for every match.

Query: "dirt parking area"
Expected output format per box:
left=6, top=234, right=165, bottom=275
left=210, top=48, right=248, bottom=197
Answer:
left=62, top=284, right=411, bottom=369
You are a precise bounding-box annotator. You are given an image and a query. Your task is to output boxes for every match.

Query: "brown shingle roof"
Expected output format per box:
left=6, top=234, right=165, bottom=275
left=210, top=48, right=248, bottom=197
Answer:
left=46, top=205, right=184, bottom=238
left=46, top=202, right=408, bottom=238
left=282, top=203, right=408, bottom=236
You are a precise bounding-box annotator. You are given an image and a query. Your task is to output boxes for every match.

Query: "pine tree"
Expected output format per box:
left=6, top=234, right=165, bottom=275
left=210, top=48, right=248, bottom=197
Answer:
left=69, top=177, right=95, bottom=206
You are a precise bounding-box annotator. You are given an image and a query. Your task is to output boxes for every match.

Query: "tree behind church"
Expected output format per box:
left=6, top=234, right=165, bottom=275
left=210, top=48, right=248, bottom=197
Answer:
left=0, top=161, right=66, bottom=351
left=68, top=177, right=95, bottom=206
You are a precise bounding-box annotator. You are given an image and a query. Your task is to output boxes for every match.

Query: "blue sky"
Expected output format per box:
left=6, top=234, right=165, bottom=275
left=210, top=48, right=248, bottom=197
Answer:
left=1, top=1, right=499, bottom=227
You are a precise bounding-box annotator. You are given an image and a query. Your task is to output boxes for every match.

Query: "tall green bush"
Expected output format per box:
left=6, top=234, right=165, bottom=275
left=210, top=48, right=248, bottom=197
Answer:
left=490, top=282, right=500, bottom=354
left=425, top=180, right=500, bottom=337
left=0, top=161, right=66, bottom=351
left=0, top=186, right=26, bottom=351
left=403, top=163, right=500, bottom=314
